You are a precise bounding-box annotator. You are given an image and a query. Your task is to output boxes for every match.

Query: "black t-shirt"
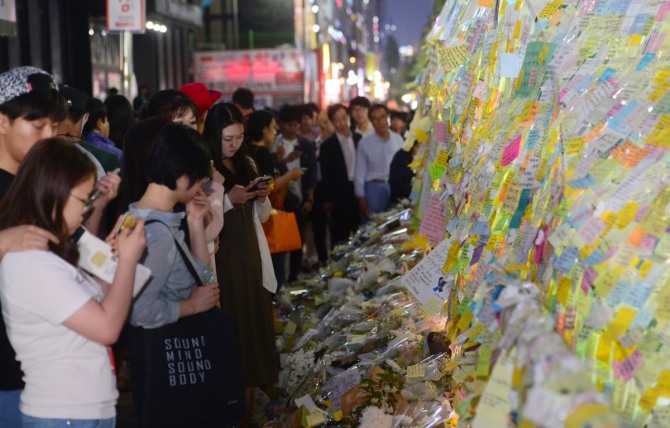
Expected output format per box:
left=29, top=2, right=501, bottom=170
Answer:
left=0, top=168, right=24, bottom=390
left=247, top=144, right=278, bottom=177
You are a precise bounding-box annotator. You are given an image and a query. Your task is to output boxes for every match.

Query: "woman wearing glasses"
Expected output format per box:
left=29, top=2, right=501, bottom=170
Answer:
left=0, top=138, right=146, bottom=427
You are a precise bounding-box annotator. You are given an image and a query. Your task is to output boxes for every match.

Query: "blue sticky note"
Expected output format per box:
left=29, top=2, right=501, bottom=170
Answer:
left=598, top=68, right=616, bottom=82
left=510, top=189, right=532, bottom=229
left=501, top=53, right=523, bottom=78
left=555, top=246, right=579, bottom=273
left=605, top=281, right=628, bottom=307
left=636, top=53, right=655, bottom=71
left=608, top=100, right=638, bottom=131
left=631, top=310, right=654, bottom=329
left=584, top=251, right=605, bottom=265
left=567, top=174, right=596, bottom=189
left=625, top=282, right=653, bottom=309
left=526, top=129, right=540, bottom=150
left=473, top=221, right=490, bottom=235
left=628, top=14, right=650, bottom=35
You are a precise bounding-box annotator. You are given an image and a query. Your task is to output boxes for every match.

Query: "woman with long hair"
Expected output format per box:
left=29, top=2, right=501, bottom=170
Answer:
left=203, top=103, right=278, bottom=423
left=0, top=138, right=146, bottom=427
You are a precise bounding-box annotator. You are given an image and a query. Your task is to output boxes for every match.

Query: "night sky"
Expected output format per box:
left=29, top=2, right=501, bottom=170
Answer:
left=384, top=0, right=434, bottom=46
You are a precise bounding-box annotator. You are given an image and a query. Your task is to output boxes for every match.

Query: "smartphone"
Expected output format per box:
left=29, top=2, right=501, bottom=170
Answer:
left=248, top=175, right=273, bottom=192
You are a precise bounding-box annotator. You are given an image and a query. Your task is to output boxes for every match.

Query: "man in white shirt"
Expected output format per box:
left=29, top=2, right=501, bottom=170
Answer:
left=354, top=104, right=404, bottom=220
left=349, top=96, right=374, bottom=138
left=272, top=106, right=317, bottom=282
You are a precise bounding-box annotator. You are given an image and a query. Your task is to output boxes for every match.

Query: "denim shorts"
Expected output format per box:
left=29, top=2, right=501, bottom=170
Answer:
left=0, top=389, right=21, bottom=427
left=20, top=413, right=116, bottom=428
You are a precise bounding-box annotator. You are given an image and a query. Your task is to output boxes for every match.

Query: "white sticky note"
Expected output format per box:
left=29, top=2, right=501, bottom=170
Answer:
left=500, top=53, right=523, bottom=78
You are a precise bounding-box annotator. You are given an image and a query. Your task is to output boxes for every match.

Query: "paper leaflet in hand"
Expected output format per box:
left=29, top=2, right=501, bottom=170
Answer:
left=74, top=227, right=152, bottom=297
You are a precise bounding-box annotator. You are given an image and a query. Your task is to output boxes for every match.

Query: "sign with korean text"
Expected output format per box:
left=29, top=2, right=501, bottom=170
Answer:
left=107, top=0, right=145, bottom=33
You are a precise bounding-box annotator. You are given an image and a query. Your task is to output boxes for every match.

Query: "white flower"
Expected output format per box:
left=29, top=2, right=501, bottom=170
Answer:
left=359, top=406, right=393, bottom=428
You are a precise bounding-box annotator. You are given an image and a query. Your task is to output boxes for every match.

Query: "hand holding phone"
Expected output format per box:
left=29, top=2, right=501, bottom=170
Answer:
left=247, top=175, right=273, bottom=192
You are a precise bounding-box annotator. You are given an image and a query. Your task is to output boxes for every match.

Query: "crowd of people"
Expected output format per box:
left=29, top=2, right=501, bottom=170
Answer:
left=0, top=65, right=416, bottom=427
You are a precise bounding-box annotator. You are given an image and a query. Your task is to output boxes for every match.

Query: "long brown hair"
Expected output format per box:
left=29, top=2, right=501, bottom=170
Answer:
left=0, top=138, right=97, bottom=265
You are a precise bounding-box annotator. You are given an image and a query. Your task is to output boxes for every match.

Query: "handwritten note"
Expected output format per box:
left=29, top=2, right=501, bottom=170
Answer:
left=501, top=136, right=522, bottom=166
left=419, top=194, right=447, bottom=245
left=437, top=44, right=468, bottom=71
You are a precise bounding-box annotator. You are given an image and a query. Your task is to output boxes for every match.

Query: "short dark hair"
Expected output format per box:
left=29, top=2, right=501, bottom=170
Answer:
left=118, top=117, right=169, bottom=213
left=146, top=124, right=211, bottom=190
left=279, top=105, right=300, bottom=124
left=306, top=102, right=319, bottom=115
left=246, top=110, right=274, bottom=142
left=0, top=89, right=67, bottom=122
left=83, top=97, right=107, bottom=132
left=390, top=110, right=408, bottom=123
left=368, top=103, right=389, bottom=120
left=138, top=89, right=199, bottom=122
left=0, top=138, right=96, bottom=265
left=350, top=96, right=371, bottom=109
left=327, top=103, right=348, bottom=121
left=299, top=104, right=313, bottom=120
left=232, top=87, right=254, bottom=110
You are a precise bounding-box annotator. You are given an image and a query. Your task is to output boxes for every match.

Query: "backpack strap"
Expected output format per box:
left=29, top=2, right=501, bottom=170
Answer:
left=144, top=219, right=203, bottom=287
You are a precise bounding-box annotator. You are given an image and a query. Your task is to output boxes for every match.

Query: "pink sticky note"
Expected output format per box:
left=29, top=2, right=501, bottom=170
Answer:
left=434, top=122, right=447, bottom=143
left=501, top=135, right=522, bottom=166
left=581, top=267, right=598, bottom=294
left=657, top=1, right=670, bottom=21
left=419, top=195, right=446, bottom=245
left=646, top=32, right=668, bottom=54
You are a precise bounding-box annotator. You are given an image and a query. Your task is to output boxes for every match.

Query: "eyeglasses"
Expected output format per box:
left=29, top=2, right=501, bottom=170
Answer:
left=70, top=191, right=97, bottom=214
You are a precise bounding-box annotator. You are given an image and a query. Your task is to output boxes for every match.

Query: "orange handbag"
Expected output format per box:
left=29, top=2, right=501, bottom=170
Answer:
left=262, top=209, right=302, bottom=253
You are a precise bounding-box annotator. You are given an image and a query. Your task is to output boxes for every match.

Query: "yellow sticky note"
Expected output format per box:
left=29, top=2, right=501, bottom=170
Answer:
left=416, top=129, right=429, bottom=143
left=437, top=45, right=468, bottom=71
left=90, top=251, right=108, bottom=268
left=436, top=150, right=449, bottom=167
left=305, top=412, right=326, bottom=427
left=616, top=201, right=638, bottom=229
left=443, top=241, right=462, bottom=273
left=538, top=44, right=550, bottom=65
left=556, top=276, right=572, bottom=306
left=656, top=370, right=670, bottom=397
left=457, top=310, right=474, bottom=331
left=407, top=364, right=426, bottom=379
left=284, top=321, right=297, bottom=335
left=628, top=34, right=643, bottom=45
left=594, top=270, right=619, bottom=298
left=639, top=388, right=660, bottom=411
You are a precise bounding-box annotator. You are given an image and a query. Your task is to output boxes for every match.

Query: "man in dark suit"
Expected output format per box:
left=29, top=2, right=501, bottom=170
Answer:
left=319, top=104, right=361, bottom=247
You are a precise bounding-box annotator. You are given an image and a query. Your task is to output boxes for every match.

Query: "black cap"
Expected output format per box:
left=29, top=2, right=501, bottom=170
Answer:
left=59, top=85, right=88, bottom=113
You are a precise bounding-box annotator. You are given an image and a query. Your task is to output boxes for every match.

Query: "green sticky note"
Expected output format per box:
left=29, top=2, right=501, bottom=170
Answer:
left=476, top=347, right=493, bottom=377
left=428, top=162, right=446, bottom=181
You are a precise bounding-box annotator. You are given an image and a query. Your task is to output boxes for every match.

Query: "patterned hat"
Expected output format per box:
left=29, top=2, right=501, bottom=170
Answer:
left=0, top=66, right=58, bottom=106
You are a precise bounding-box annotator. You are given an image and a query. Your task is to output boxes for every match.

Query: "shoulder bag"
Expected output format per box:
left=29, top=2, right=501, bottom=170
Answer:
left=129, top=220, right=245, bottom=427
